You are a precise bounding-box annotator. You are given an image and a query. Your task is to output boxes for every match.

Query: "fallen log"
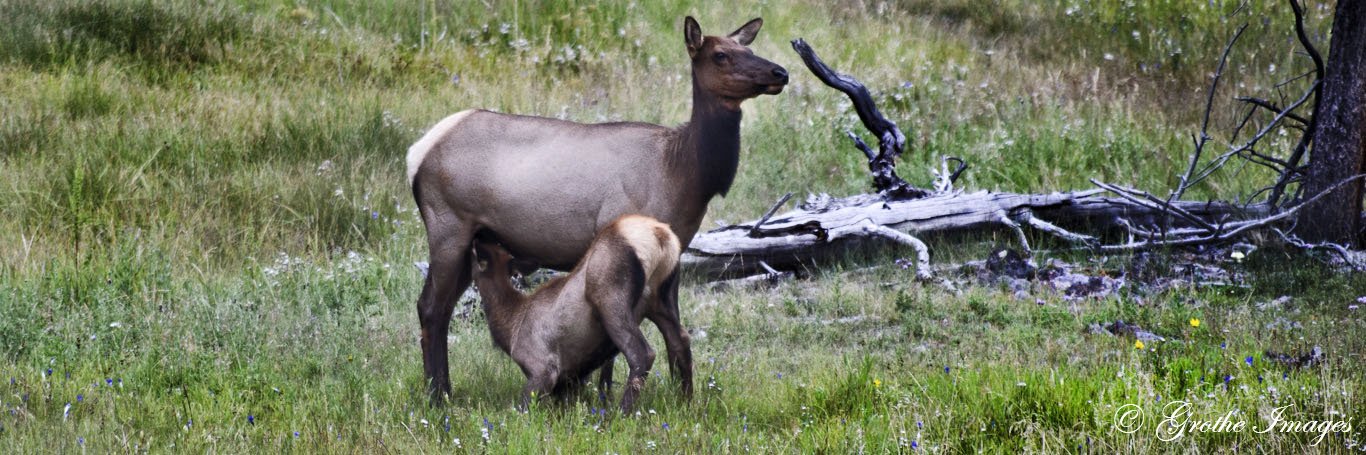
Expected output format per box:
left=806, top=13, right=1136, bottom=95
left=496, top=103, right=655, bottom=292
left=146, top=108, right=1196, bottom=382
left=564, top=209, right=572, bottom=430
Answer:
left=682, top=189, right=1269, bottom=279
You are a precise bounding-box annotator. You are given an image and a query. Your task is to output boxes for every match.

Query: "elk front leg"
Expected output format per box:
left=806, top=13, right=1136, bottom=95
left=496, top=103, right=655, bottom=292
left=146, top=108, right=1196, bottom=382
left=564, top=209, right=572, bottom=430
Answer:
left=648, top=270, right=693, bottom=398
left=647, top=313, right=693, bottom=399
left=417, top=225, right=475, bottom=405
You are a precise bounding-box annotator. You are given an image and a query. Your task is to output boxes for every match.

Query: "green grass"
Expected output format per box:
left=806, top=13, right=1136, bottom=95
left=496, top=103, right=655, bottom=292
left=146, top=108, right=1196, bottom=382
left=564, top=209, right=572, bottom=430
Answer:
left=2, top=0, right=1362, bottom=452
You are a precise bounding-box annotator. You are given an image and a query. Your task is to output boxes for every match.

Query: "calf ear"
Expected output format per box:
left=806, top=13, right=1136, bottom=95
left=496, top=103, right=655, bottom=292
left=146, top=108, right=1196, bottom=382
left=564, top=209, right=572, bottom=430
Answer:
left=684, top=16, right=703, bottom=56
left=728, top=18, right=762, bottom=46
left=471, top=242, right=490, bottom=267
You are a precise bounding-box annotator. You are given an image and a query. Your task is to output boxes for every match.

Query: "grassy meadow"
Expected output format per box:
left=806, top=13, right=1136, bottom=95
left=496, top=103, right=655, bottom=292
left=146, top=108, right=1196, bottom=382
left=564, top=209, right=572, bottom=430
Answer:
left=2, top=0, right=1364, bottom=452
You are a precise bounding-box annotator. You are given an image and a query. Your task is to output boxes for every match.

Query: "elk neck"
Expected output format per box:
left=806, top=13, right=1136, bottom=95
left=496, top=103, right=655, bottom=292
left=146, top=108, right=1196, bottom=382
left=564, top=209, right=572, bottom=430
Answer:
left=477, top=272, right=531, bottom=352
left=672, top=75, right=743, bottom=202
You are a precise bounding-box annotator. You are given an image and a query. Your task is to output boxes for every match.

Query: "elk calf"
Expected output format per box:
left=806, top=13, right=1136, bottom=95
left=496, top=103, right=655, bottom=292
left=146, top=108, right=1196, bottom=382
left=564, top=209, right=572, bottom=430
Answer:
left=470, top=215, right=690, bottom=412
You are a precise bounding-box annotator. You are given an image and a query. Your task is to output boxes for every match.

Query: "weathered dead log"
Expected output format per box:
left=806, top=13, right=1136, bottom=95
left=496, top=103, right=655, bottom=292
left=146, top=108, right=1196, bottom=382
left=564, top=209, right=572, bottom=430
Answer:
left=682, top=189, right=1268, bottom=279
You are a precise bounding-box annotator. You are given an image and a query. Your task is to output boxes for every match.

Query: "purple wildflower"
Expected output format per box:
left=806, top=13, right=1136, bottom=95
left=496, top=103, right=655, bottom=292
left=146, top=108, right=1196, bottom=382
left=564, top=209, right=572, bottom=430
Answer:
left=1245, top=356, right=1254, bottom=366
left=248, top=415, right=254, bottom=425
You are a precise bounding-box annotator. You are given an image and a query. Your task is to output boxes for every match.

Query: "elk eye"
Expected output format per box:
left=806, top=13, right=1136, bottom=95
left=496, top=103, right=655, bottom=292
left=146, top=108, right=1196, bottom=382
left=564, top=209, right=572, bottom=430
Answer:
left=713, top=52, right=728, bottom=61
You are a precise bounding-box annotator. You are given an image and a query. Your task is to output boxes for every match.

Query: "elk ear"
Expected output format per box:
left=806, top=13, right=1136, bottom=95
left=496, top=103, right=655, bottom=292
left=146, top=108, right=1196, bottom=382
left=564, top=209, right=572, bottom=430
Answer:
left=684, top=16, right=703, bottom=55
left=728, top=18, right=762, bottom=46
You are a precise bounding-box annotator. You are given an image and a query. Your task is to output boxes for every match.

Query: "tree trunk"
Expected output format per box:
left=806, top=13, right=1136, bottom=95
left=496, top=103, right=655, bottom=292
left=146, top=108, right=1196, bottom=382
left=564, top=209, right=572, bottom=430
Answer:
left=1299, top=1, right=1366, bottom=246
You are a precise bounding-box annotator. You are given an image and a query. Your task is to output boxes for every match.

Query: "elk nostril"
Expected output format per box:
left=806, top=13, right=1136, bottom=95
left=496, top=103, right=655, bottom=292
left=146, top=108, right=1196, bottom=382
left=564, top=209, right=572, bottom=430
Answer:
left=772, top=67, right=788, bottom=80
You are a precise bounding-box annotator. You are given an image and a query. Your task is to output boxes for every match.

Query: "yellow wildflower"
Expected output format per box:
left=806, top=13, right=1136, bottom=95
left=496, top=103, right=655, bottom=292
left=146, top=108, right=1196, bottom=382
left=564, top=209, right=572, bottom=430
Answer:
left=1189, top=318, right=1200, bottom=328
left=1135, top=339, right=1145, bottom=350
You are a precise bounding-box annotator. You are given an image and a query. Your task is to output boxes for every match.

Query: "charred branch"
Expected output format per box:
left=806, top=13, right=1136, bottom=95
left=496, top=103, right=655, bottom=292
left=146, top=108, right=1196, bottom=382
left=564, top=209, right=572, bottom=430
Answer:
left=791, top=38, right=929, bottom=199
left=1267, top=0, right=1327, bottom=209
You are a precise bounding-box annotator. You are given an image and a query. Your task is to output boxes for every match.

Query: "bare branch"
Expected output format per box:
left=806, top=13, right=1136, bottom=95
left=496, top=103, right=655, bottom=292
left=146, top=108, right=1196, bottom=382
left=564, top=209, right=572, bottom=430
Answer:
left=932, top=155, right=969, bottom=193
left=1092, top=180, right=1218, bottom=232
left=749, top=192, right=794, bottom=237
left=1086, top=174, right=1366, bottom=252
left=1271, top=228, right=1366, bottom=271
left=1235, top=97, right=1310, bottom=126
left=792, top=38, right=929, bottom=199
left=1268, top=0, right=1327, bottom=208
left=996, top=210, right=1031, bottom=253
left=1015, top=210, right=1099, bottom=246
left=1171, top=24, right=1247, bottom=202
left=846, top=131, right=876, bottom=161
left=843, top=220, right=933, bottom=281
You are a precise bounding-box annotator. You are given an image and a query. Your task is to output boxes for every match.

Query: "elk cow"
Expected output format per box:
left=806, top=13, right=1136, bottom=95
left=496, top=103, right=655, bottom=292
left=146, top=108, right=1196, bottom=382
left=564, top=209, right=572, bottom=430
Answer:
left=470, top=215, right=682, bottom=412
left=408, top=16, right=788, bottom=402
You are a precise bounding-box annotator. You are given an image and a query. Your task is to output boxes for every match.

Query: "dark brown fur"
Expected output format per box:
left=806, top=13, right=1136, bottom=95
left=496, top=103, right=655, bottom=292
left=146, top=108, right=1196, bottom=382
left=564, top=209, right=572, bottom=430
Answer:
left=470, top=216, right=686, bottom=413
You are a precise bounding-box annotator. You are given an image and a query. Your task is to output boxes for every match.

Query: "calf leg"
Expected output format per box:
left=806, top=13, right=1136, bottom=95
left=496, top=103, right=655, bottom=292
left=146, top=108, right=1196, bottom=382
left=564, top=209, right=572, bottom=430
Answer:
left=600, top=312, right=655, bottom=414
left=597, top=356, right=615, bottom=401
